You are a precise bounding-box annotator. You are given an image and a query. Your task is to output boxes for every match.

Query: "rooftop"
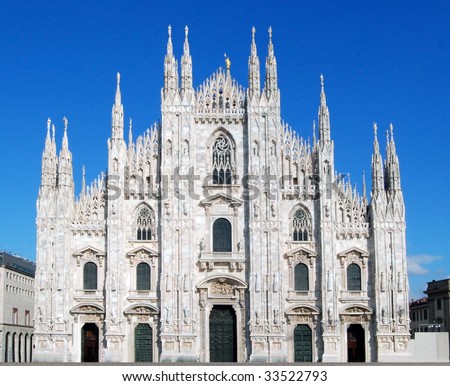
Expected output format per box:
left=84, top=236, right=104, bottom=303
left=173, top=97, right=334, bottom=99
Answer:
left=0, top=251, right=36, bottom=277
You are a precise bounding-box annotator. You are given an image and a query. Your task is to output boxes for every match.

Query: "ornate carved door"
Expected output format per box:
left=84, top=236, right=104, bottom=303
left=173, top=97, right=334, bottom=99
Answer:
left=209, top=305, right=237, bottom=362
left=81, top=323, right=99, bottom=362
left=135, top=323, right=153, bottom=362
left=294, top=324, right=312, bottom=362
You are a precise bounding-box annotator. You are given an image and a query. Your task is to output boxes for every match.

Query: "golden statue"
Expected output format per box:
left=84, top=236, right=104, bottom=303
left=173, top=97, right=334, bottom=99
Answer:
left=224, top=53, right=231, bottom=70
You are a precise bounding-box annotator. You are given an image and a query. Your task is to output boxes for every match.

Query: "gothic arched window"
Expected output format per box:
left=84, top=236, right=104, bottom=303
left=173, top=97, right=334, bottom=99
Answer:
left=347, top=263, right=361, bottom=291
left=294, top=263, right=309, bottom=291
left=212, top=135, right=232, bottom=185
left=292, top=209, right=310, bottom=241
left=213, top=218, right=232, bottom=252
left=83, top=262, right=97, bottom=290
left=136, top=206, right=154, bottom=241
left=136, top=262, right=151, bottom=291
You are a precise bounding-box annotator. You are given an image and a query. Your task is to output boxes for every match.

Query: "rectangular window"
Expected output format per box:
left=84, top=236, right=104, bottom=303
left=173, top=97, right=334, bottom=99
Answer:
left=411, top=312, right=416, bottom=322
left=12, top=308, right=18, bottom=325
left=437, top=298, right=442, bottom=310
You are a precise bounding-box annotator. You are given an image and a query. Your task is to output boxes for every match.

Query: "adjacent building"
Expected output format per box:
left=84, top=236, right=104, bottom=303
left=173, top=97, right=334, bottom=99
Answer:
left=409, top=297, right=429, bottom=335
left=33, top=27, right=410, bottom=363
left=0, top=251, right=35, bottom=362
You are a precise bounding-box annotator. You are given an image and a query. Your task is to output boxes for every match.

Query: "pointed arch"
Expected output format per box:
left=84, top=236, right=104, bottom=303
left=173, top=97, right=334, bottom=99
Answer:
left=134, top=203, right=156, bottom=241
left=208, top=129, right=236, bottom=185
left=290, top=205, right=312, bottom=241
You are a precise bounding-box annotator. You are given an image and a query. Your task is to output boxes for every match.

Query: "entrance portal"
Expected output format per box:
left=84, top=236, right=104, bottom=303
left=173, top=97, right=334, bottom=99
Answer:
left=81, top=323, right=99, bottom=362
left=347, top=324, right=365, bottom=362
left=209, top=305, right=237, bottom=362
left=294, top=324, right=312, bottom=362
left=135, top=323, right=153, bottom=362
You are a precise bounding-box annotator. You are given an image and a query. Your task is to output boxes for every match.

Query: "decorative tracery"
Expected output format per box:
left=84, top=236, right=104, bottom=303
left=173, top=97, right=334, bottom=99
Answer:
left=212, top=135, right=232, bottom=184
left=292, top=209, right=311, bottom=241
left=136, top=206, right=155, bottom=240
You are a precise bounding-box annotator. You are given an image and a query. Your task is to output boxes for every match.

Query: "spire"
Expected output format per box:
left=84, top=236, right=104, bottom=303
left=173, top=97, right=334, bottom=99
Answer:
left=385, top=123, right=402, bottom=192
left=40, top=118, right=58, bottom=188
left=167, top=24, right=173, bottom=56
left=163, top=25, right=179, bottom=96
left=111, top=72, right=124, bottom=140
left=263, top=26, right=278, bottom=97
left=181, top=25, right=193, bottom=96
left=58, top=117, right=73, bottom=188
left=81, top=165, right=86, bottom=195
left=128, top=118, right=133, bottom=147
left=248, top=26, right=260, bottom=99
left=312, top=120, right=317, bottom=148
left=371, top=122, right=385, bottom=195
left=45, top=117, right=51, bottom=148
left=362, top=170, right=367, bottom=204
left=318, top=74, right=331, bottom=142
left=62, top=116, right=69, bottom=151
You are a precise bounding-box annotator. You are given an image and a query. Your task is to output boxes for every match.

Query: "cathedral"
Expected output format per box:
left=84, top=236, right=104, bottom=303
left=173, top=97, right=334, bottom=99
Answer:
left=34, top=26, right=410, bottom=363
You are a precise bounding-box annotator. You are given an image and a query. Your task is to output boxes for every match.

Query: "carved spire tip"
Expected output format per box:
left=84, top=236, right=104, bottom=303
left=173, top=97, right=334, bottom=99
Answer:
left=168, top=25, right=172, bottom=37
left=185, top=25, right=189, bottom=37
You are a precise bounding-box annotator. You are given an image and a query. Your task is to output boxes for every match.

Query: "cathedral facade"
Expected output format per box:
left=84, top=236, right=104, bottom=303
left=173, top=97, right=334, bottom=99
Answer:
left=34, top=27, right=410, bottom=363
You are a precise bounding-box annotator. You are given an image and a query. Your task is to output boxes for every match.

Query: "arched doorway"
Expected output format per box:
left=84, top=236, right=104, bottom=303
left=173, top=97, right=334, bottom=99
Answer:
left=294, top=324, right=312, bottom=362
left=347, top=324, right=365, bottom=362
left=135, top=324, right=153, bottom=362
left=209, top=305, right=237, bottom=362
left=81, top=323, right=99, bottom=362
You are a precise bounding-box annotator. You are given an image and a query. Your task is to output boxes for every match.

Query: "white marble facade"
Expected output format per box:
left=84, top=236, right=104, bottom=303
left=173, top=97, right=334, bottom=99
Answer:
left=34, top=27, right=410, bottom=363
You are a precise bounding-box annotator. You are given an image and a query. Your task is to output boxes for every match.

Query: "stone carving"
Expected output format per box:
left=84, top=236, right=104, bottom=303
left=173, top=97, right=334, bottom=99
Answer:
left=273, top=308, right=279, bottom=324
left=183, top=306, right=190, bottom=324
left=212, top=281, right=233, bottom=295
left=110, top=306, right=117, bottom=324
left=199, top=238, right=205, bottom=252
left=164, top=306, right=172, bottom=325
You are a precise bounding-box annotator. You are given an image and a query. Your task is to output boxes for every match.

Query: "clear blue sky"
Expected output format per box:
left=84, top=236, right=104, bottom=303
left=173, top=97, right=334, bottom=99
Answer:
left=0, top=1, right=448, bottom=299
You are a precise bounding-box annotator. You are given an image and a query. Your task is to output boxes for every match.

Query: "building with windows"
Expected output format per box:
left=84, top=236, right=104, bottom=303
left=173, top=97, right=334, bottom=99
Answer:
left=34, top=27, right=410, bottom=363
left=425, top=279, right=450, bottom=334
left=0, top=251, right=35, bottom=362
left=409, top=297, right=429, bottom=335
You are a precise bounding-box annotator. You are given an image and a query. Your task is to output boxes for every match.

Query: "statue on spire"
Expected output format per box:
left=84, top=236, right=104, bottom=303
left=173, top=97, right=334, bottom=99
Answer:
left=224, top=53, right=231, bottom=70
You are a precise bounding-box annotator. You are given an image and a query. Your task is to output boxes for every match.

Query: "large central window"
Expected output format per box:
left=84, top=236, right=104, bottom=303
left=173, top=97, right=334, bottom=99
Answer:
left=212, top=135, right=232, bottom=184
